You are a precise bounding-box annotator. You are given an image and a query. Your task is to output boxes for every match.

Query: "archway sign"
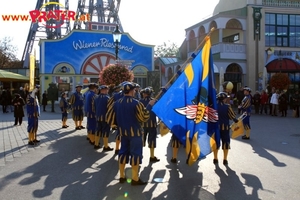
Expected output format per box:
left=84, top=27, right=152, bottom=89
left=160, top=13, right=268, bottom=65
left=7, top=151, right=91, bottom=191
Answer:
left=116, top=60, right=135, bottom=69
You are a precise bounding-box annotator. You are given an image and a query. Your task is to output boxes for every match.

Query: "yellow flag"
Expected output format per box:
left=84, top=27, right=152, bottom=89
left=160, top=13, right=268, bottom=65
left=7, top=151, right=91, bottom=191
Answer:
left=29, top=54, right=35, bottom=91
left=231, top=120, right=245, bottom=139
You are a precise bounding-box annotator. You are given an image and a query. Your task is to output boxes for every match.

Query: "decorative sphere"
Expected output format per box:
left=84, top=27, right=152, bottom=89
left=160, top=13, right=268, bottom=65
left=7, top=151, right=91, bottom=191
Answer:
left=223, top=81, right=234, bottom=92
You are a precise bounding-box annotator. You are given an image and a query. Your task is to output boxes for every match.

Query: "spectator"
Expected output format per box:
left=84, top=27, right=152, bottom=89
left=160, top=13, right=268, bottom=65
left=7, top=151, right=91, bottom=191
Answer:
left=0, top=89, right=8, bottom=113
left=279, top=90, right=288, bottom=117
left=19, top=87, right=26, bottom=100
left=292, top=90, right=300, bottom=118
left=12, top=93, right=25, bottom=125
left=270, top=89, right=279, bottom=116
left=42, top=90, right=48, bottom=112
left=260, top=90, right=268, bottom=114
left=253, top=91, right=261, bottom=114
left=6, top=88, right=13, bottom=112
left=268, top=87, right=276, bottom=115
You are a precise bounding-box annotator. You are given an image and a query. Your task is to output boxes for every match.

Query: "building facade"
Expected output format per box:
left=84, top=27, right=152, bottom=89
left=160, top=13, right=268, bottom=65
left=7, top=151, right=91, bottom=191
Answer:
left=183, top=0, right=300, bottom=96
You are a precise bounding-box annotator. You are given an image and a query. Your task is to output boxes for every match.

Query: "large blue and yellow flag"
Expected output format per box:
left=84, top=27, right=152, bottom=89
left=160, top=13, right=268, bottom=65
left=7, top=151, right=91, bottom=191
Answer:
left=152, top=37, right=220, bottom=166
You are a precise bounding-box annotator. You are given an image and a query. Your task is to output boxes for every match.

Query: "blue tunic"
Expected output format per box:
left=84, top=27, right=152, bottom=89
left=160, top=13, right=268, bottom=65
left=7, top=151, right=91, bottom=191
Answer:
left=85, top=90, right=97, bottom=134
left=60, top=97, right=68, bottom=121
left=241, top=94, right=252, bottom=129
left=217, top=101, right=236, bottom=149
left=69, top=91, right=84, bottom=121
left=106, top=96, right=151, bottom=165
left=26, top=93, right=40, bottom=133
left=95, top=93, right=110, bottom=137
left=140, top=96, right=158, bottom=148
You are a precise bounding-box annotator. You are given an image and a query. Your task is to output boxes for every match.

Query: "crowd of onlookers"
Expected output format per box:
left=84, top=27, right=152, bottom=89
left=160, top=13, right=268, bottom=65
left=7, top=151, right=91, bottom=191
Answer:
left=233, top=86, right=300, bottom=117
left=0, top=86, right=28, bottom=113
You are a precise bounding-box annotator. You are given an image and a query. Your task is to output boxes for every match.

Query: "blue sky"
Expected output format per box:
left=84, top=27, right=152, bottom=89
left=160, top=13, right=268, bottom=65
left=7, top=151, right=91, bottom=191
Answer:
left=0, top=0, right=218, bottom=60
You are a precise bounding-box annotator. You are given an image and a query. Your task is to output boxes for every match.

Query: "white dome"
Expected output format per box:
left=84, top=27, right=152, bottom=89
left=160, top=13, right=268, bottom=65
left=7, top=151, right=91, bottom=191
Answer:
left=213, top=0, right=248, bottom=15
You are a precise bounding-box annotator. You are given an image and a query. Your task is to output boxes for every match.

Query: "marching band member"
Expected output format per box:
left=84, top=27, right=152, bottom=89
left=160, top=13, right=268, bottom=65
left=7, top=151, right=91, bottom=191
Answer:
left=94, top=85, right=113, bottom=151
left=213, top=92, right=238, bottom=165
left=170, top=135, right=181, bottom=164
left=140, top=87, right=160, bottom=162
left=239, top=87, right=252, bottom=140
left=107, top=83, right=125, bottom=155
left=106, top=82, right=156, bottom=185
left=26, top=85, right=40, bottom=145
left=85, top=83, right=98, bottom=145
left=69, top=84, right=85, bottom=130
left=60, top=92, right=69, bottom=128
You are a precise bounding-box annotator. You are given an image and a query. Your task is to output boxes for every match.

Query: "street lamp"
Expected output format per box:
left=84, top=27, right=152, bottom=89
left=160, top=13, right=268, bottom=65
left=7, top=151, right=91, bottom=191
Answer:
left=112, top=25, right=122, bottom=60
left=253, top=7, right=262, bottom=91
left=255, top=28, right=259, bottom=91
left=278, top=50, right=282, bottom=72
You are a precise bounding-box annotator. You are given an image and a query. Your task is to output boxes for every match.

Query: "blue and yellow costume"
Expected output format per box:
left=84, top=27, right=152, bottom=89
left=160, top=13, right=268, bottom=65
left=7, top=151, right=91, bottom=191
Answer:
left=69, top=84, right=84, bottom=130
left=240, top=87, right=252, bottom=139
left=106, top=82, right=151, bottom=185
left=85, top=83, right=98, bottom=145
left=95, top=85, right=113, bottom=150
left=140, top=87, right=160, bottom=162
left=26, top=85, right=40, bottom=145
left=60, top=93, right=69, bottom=128
left=213, top=92, right=237, bottom=165
left=107, top=85, right=124, bottom=154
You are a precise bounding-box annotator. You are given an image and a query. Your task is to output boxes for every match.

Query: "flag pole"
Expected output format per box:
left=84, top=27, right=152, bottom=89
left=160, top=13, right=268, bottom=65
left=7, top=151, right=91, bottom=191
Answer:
left=155, top=27, right=216, bottom=100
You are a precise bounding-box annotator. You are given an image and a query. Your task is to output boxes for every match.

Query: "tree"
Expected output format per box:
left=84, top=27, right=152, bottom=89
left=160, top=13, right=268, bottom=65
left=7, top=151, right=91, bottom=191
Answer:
left=154, top=41, right=179, bottom=57
left=0, top=37, right=18, bottom=68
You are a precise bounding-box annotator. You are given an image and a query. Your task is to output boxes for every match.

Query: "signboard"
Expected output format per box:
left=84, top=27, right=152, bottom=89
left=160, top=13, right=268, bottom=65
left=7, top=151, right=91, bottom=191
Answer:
left=40, top=30, right=154, bottom=76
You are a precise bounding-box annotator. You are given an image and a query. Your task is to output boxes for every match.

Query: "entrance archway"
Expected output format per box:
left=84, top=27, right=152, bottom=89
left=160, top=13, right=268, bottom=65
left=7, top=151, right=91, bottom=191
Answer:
left=224, top=63, right=243, bottom=94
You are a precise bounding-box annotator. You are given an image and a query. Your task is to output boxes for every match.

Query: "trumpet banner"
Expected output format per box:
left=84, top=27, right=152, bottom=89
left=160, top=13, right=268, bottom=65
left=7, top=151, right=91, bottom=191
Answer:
left=231, top=120, right=244, bottom=139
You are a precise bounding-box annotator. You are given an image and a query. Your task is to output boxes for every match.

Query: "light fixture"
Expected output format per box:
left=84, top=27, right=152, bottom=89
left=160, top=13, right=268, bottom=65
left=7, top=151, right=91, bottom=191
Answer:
left=112, top=25, right=122, bottom=60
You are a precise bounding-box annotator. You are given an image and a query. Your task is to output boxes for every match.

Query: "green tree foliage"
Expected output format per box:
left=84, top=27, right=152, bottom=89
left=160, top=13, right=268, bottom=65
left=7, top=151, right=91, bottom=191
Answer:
left=154, top=41, right=179, bottom=57
left=0, top=37, right=19, bottom=68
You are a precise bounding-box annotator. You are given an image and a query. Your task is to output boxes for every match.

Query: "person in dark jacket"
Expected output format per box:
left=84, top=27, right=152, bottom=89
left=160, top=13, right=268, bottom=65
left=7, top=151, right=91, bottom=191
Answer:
left=7, top=89, right=13, bottom=112
left=1, top=89, right=9, bottom=113
left=42, top=90, right=48, bottom=111
left=278, top=91, right=288, bottom=117
left=12, top=94, right=25, bottom=125
left=292, top=90, right=300, bottom=118
left=236, top=87, right=244, bottom=114
left=19, top=87, right=26, bottom=100
left=253, top=91, right=261, bottom=114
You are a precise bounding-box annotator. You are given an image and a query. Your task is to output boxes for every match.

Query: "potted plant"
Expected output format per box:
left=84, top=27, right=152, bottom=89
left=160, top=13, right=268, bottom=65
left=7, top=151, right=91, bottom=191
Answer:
left=269, top=73, right=291, bottom=90
left=99, top=64, right=134, bottom=86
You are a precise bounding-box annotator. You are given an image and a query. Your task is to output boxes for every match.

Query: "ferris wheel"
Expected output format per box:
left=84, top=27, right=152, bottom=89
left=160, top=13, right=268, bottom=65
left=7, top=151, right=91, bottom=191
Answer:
left=81, top=52, right=116, bottom=75
left=22, top=0, right=123, bottom=68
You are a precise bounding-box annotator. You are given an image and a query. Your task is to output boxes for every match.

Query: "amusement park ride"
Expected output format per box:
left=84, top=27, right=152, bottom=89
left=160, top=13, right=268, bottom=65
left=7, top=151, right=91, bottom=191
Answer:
left=21, top=0, right=123, bottom=68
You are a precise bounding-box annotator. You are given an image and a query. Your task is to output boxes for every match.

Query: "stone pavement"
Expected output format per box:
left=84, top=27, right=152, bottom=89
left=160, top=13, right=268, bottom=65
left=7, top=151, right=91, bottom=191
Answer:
left=0, top=106, right=300, bottom=200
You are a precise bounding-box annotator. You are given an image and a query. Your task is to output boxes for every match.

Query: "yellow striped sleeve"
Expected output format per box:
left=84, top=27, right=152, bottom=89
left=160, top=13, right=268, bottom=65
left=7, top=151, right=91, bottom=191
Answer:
left=242, top=97, right=251, bottom=109
left=228, top=105, right=236, bottom=120
left=135, top=102, right=150, bottom=123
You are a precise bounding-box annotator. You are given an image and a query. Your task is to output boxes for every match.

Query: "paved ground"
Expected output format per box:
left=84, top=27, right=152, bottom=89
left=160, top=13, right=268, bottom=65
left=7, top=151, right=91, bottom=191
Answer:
left=0, top=105, right=299, bottom=200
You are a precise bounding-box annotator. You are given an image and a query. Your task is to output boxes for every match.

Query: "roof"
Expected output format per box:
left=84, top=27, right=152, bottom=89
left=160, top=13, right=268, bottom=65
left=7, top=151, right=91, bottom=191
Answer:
left=159, top=57, right=180, bottom=65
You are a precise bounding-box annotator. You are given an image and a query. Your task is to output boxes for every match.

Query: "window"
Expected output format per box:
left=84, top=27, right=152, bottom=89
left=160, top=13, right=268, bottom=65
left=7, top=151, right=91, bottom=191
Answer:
left=223, top=33, right=240, bottom=43
left=265, top=13, right=300, bottom=47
